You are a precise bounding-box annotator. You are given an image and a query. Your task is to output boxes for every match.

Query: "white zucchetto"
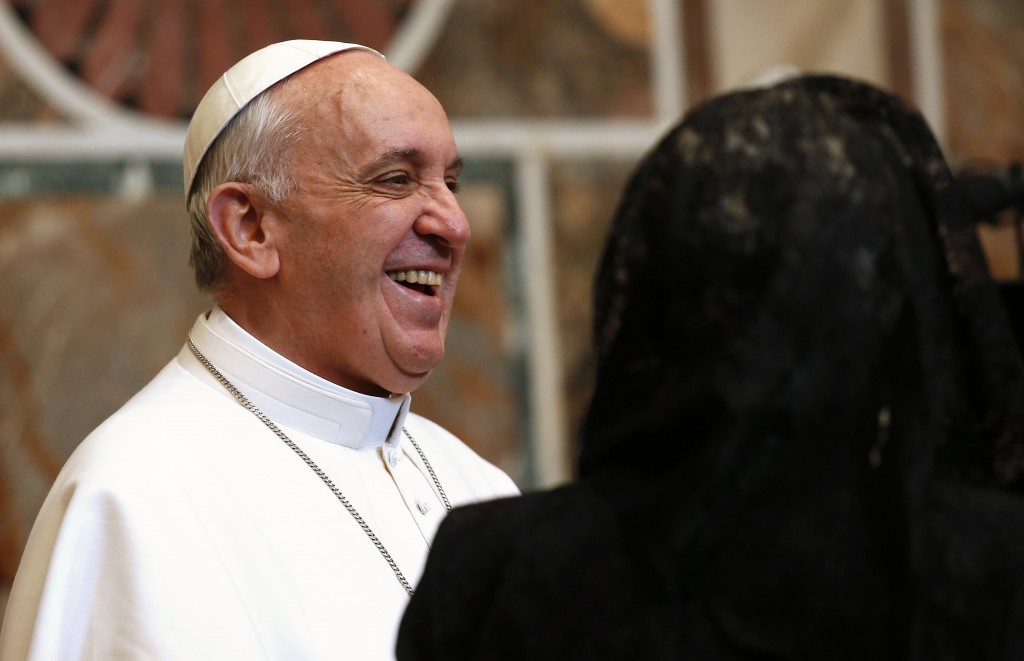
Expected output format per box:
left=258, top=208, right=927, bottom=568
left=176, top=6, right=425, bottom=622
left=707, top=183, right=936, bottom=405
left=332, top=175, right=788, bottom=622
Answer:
left=183, top=39, right=383, bottom=198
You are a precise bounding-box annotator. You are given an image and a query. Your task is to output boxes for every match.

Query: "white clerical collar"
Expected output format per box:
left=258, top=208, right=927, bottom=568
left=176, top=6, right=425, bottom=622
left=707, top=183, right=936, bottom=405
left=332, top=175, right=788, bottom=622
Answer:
left=182, top=307, right=409, bottom=451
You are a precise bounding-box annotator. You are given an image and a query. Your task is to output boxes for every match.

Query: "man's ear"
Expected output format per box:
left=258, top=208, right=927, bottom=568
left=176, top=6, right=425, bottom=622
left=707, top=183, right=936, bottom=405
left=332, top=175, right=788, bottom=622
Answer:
left=206, top=183, right=281, bottom=279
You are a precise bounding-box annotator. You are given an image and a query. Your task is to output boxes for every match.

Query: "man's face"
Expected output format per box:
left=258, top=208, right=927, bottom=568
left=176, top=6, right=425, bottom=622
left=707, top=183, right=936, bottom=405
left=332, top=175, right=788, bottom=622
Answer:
left=260, top=52, right=469, bottom=396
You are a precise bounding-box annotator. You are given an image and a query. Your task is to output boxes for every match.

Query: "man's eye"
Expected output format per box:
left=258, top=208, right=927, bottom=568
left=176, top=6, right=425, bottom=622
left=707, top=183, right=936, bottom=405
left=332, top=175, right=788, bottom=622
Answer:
left=380, top=173, right=412, bottom=185
left=446, top=180, right=461, bottom=194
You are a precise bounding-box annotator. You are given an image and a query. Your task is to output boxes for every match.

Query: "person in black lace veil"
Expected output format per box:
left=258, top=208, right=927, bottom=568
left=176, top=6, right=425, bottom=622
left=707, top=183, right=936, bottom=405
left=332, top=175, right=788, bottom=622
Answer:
left=396, top=74, right=1024, bottom=660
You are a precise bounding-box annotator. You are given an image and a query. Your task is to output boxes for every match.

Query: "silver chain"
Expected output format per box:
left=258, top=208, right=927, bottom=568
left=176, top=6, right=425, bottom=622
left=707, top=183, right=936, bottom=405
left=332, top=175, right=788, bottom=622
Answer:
left=187, top=336, right=451, bottom=597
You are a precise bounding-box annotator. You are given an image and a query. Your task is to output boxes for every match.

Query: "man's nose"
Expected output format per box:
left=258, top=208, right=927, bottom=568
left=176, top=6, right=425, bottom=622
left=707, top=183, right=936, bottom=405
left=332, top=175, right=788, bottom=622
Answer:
left=415, top=185, right=471, bottom=248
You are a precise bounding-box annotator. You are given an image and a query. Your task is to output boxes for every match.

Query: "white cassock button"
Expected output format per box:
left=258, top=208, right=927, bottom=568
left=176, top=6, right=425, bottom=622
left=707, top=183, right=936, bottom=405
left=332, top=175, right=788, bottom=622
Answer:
left=416, top=498, right=431, bottom=515
left=387, top=450, right=401, bottom=467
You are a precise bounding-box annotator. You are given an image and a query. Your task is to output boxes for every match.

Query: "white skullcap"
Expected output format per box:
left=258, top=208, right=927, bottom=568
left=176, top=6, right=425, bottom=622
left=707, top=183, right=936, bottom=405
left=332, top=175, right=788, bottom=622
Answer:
left=183, top=39, right=383, bottom=198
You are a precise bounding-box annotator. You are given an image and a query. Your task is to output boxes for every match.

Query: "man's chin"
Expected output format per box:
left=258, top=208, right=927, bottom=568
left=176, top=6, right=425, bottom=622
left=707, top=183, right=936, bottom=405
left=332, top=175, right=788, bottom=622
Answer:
left=376, top=326, right=446, bottom=387
left=382, top=369, right=434, bottom=395
left=381, top=352, right=444, bottom=394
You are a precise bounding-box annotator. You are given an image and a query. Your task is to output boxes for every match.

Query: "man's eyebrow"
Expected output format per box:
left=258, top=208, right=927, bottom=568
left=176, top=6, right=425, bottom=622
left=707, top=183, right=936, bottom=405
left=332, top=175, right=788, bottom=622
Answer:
left=359, top=149, right=464, bottom=177
left=360, top=148, right=419, bottom=177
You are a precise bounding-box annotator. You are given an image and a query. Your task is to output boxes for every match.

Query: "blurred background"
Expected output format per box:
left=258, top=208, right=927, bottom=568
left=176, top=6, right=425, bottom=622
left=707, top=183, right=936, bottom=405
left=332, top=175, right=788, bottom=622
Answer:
left=1, top=0, right=1022, bottom=620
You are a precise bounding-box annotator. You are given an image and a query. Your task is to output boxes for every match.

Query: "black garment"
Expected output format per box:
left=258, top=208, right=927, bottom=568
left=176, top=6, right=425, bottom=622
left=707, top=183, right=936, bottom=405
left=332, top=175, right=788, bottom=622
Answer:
left=397, top=75, right=1024, bottom=660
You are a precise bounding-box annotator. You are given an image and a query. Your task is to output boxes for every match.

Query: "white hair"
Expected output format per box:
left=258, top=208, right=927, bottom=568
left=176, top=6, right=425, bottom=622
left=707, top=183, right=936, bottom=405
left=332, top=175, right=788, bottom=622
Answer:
left=185, top=86, right=306, bottom=293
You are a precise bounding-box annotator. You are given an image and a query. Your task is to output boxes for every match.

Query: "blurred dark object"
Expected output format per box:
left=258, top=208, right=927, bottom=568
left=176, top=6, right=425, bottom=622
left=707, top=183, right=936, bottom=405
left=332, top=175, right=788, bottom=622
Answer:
left=1000, top=282, right=1024, bottom=352
left=956, top=162, right=1024, bottom=224
left=957, top=162, right=1024, bottom=352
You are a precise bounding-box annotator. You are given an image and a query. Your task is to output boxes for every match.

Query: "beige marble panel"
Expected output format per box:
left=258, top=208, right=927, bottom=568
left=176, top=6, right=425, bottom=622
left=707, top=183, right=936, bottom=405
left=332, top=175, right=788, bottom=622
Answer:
left=551, top=160, right=636, bottom=468
left=416, top=0, right=652, bottom=118
left=707, top=0, right=890, bottom=92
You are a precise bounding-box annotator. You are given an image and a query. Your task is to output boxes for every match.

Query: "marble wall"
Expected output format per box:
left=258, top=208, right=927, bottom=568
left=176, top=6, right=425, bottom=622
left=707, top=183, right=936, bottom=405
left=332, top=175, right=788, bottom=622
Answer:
left=1, top=0, right=1023, bottom=623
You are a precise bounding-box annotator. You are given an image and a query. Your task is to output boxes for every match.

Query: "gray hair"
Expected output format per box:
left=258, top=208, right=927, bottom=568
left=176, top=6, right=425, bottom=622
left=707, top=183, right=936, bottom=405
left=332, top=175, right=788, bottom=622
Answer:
left=185, top=86, right=306, bottom=293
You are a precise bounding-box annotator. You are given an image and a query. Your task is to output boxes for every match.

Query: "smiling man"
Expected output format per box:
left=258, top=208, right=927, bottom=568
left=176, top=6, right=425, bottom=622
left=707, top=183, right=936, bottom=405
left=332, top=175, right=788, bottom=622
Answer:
left=0, top=41, right=518, bottom=660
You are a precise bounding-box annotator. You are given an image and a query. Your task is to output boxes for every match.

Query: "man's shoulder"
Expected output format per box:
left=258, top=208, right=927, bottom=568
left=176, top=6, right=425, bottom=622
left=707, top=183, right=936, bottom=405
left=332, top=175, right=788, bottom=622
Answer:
left=63, top=356, right=240, bottom=484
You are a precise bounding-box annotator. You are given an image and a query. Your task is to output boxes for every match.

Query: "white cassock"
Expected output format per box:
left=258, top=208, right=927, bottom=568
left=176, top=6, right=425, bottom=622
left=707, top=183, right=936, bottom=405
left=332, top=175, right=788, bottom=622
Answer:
left=0, top=308, right=519, bottom=660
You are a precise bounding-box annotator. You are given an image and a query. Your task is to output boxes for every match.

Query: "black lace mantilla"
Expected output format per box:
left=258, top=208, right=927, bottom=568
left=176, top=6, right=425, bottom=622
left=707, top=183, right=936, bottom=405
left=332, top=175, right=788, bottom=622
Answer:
left=577, top=74, right=1024, bottom=657
left=584, top=75, right=1024, bottom=488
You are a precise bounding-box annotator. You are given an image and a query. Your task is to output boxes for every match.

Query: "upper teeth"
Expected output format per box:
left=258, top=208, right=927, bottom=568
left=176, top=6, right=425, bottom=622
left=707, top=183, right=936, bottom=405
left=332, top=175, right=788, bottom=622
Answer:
left=388, top=270, right=442, bottom=286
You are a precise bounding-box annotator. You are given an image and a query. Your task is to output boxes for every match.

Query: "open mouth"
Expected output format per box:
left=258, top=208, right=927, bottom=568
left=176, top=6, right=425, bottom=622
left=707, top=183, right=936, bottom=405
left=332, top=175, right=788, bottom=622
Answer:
left=387, top=269, right=441, bottom=296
